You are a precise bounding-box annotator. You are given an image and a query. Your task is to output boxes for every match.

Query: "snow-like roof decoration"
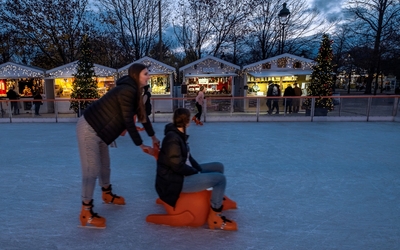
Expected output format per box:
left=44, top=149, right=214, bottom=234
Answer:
left=179, top=55, right=240, bottom=72
left=46, top=61, right=117, bottom=78
left=243, top=53, right=315, bottom=77
left=0, top=62, right=45, bottom=78
left=118, top=56, right=175, bottom=76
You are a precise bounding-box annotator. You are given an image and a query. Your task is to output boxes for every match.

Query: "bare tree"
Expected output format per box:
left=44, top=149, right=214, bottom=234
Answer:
left=96, top=0, right=170, bottom=61
left=345, top=0, right=400, bottom=94
left=173, top=0, right=214, bottom=62
left=206, top=0, right=252, bottom=59
left=0, top=0, right=92, bottom=68
left=0, top=28, right=22, bottom=63
left=246, top=0, right=333, bottom=62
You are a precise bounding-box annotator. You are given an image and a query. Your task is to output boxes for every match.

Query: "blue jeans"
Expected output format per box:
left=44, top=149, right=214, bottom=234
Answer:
left=181, top=162, right=226, bottom=209
left=76, top=115, right=111, bottom=203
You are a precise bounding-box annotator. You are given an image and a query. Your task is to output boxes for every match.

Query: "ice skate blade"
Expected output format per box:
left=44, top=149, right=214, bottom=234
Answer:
left=102, top=201, right=125, bottom=205
left=77, top=225, right=106, bottom=229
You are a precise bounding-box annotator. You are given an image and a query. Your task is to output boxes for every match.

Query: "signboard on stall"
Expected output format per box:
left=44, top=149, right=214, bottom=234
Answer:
left=202, top=68, right=215, bottom=73
left=198, top=78, right=209, bottom=84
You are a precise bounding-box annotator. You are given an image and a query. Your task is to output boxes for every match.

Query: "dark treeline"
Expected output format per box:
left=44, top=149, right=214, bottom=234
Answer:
left=0, top=0, right=399, bottom=94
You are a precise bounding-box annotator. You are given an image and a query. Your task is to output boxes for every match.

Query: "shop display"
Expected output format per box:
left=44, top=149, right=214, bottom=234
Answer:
left=0, top=79, right=6, bottom=97
left=150, top=75, right=170, bottom=95
left=185, top=76, right=232, bottom=96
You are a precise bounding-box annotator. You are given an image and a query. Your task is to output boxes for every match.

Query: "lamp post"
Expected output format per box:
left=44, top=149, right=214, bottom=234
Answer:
left=158, top=0, right=162, bottom=61
left=346, top=53, right=352, bottom=94
left=278, top=3, right=290, bottom=55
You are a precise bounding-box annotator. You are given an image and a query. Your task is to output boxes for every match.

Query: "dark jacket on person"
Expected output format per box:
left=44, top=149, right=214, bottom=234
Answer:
left=33, top=92, right=43, bottom=104
left=155, top=123, right=202, bottom=207
left=7, top=89, right=18, bottom=100
left=284, top=86, right=295, bottom=97
left=84, top=75, right=155, bottom=146
left=143, top=90, right=152, bottom=116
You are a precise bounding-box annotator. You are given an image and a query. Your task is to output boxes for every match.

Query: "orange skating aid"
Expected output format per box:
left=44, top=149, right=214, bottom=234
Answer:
left=146, top=190, right=212, bottom=227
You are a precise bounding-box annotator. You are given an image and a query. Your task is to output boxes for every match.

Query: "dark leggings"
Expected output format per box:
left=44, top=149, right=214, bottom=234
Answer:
left=195, top=102, right=203, bottom=121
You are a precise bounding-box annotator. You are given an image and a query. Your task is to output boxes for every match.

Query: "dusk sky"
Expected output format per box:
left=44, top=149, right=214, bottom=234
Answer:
left=308, top=0, right=345, bottom=21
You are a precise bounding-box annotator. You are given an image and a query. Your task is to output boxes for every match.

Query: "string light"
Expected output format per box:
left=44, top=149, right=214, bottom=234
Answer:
left=0, top=62, right=45, bottom=78
left=243, top=56, right=316, bottom=75
left=46, top=61, right=117, bottom=78
left=118, top=57, right=175, bottom=76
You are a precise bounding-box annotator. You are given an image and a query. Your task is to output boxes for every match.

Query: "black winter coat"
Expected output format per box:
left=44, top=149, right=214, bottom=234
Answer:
left=155, top=123, right=202, bottom=207
left=84, top=75, right=155, bottom=145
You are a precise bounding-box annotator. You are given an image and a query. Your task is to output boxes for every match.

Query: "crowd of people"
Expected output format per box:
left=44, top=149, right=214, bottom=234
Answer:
left=266, top=82, right=302, bottom=115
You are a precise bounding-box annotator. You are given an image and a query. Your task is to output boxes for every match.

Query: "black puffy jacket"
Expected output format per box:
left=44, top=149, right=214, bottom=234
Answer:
left=84, top=75, right=155, bottom=145
left=155, top=123, right=202, bottom=207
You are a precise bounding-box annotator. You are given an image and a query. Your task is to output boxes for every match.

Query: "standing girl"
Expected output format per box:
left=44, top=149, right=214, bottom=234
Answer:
left=76, top=63, right=160, bottom=228
left=192, top=86, right=205, bottom=125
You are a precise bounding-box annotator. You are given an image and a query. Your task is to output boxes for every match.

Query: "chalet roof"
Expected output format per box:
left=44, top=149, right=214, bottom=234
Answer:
left=0, top=62, right=45, bottom=78
left=243, top=53, right=315, bottom=70
left=179, top=55, right=240, bottom=72
left=118, top=56, right=175, bottom=75
left=46, top=61, right=117, bottom=78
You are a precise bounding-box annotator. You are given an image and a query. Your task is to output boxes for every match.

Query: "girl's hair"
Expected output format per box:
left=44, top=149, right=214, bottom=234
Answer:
left=173, top=108, right=191, bottom=135
left=128, top=63, right=147, bottom=122
left=199, top=86, right=205, bottom=91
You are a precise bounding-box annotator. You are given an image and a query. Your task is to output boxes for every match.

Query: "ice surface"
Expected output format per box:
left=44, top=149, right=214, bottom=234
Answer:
left=1, top=122, right=399, bottom=250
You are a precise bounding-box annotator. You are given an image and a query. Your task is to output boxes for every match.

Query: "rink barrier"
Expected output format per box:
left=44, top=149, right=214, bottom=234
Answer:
left=0, top=95, right=399, bottom=123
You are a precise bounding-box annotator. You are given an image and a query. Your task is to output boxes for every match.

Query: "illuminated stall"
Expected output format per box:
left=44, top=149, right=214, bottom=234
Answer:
left=118, top=56, right=175, bottom=113
left=242, top=53, right=315, bottom=111
left=179, top=56, right=240, bottom=113
left=0, top=62, right=45, bottom=114
left=45, top=61, right=117, bottom=114
left=179, top=55, right=240, bottom=97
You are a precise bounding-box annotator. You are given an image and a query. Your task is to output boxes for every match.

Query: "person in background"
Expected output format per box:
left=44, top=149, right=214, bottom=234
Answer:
left=283, top=84, right=295, bottom=114
left=7, top=86, right=19, bottom=115
left=266, top=82, right=274, bottom=114
left=271, top=84, right=281, bottom=114
left=293, top=82, right=302, bottom=113
left=143, top=84, right=152, bottom=117
left=33, top=90, right=43, bottom=116
left=192, top=86, right=205, bottom=125
left=156, top=108, right=237, bottom=231
left=76, top=63, right=160, bottom=229
left=135, top=84, right=152, bottom=132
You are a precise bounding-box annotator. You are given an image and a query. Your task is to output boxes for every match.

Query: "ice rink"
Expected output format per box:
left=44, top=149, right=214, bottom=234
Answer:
left=1, top=121, right=399, bottom=250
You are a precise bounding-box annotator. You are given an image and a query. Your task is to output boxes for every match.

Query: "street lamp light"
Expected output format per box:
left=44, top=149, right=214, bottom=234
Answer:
left=278, top=3, right=290, bottom=55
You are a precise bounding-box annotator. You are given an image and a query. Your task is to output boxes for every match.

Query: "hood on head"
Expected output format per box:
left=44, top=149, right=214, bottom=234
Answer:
left=116, top=75, right=134, bottom=86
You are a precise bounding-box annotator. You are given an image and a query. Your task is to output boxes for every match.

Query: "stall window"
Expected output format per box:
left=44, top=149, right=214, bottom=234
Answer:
left=0, top=79, right=6, bottom=97
left=55, top=78, right=73, bottom=98
left=186, top=76, right=232, bottom=95
left=150, top=75, right=170, bottom=95
left=97, top=76, right=115, bottom=97
left=18, top=78, right=43, bottom=96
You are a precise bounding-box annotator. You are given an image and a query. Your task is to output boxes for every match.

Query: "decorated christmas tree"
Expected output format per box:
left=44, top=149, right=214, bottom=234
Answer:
left=303, top=34, right=334, bottom=112
left=70, top=35, right=99, bottom=115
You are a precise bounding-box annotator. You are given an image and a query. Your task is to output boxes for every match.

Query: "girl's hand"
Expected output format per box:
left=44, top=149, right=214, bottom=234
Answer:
left=140, top=144, right=153, bottom=155
left=151, top=136, right=160, bottom=147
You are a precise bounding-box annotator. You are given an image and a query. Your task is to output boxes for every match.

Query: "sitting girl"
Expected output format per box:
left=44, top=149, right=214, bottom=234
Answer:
left=155, top=108, right=237, bottom=231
